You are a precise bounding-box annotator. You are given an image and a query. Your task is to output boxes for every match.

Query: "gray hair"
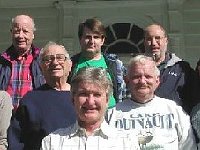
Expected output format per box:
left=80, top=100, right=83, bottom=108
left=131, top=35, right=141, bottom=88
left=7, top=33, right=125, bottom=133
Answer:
left=39, top=41, right=70, bottom=63
left=127, top=54, right=160, bottom=76
left=71, top=67, right=113, bottom=97
left=11, top=15, right=36, bottom=31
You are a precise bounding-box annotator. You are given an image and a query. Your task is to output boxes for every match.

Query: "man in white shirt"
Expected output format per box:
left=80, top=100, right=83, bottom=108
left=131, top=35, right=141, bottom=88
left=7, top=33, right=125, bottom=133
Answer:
left=107, top=54, right=197, bottom=150
left=41, top=67, right=139, bottom=150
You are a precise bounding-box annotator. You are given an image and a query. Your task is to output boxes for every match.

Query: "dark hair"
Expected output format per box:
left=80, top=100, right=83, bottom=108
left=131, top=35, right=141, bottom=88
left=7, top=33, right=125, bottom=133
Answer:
left=78, top=18, right=106, bottom=39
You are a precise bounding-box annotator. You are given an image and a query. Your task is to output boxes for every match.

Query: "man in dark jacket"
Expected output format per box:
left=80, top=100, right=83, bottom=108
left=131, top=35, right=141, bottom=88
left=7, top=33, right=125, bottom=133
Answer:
left=144, top=24, right=199, bottom=114
left=0, top=14, right=45, bottom=110
left=69, top=18, right=126, bottom=109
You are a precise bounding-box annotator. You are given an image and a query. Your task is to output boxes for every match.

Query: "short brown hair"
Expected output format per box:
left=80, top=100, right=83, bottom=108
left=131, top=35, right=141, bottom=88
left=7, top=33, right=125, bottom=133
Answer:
left=78, top=18, right=106, bottom=39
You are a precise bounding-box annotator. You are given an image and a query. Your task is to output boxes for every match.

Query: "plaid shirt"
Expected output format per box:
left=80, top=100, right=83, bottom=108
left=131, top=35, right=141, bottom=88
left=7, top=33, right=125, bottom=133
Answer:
left=4, top=51, right=34, bottom=110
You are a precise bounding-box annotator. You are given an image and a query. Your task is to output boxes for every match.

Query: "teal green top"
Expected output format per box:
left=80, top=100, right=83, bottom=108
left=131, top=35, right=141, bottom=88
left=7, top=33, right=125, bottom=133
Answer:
left=74, top=55, right=116, bottom=108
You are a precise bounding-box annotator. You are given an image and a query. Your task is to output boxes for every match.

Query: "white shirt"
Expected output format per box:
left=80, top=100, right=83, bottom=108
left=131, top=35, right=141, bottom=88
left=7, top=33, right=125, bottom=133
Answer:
left=107, top=96, right=197, bottom=150
left=41, top=120, right=139, bottom=150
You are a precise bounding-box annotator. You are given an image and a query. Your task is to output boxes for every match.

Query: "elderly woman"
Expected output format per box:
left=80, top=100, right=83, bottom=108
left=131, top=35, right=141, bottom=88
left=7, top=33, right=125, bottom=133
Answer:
left=8, top=42, right=76, bottom=150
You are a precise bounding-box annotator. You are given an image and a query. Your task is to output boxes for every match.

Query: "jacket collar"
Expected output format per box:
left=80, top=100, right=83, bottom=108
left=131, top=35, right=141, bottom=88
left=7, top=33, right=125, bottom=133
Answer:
left=2, top=45, right=40, bottom=61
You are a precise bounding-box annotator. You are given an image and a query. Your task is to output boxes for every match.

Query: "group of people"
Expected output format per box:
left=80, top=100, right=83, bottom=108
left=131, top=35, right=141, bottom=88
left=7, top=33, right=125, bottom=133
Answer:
left=0, top=14, right=199, bottom=150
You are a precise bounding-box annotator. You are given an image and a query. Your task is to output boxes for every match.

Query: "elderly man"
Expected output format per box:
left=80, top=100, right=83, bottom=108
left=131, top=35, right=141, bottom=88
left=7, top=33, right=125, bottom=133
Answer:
left=0, top=91, right=12, bottom=150
left=69, top=18, right=126, bottom=108
left=8, top=42, right=76, bottom=150
left=107, top=55, right=197, bottom=149
left=144, top=24, right=199, bottom=114
left=41, top=67, right=139, bottom=150
left=0, top=15, right=45, bottom=110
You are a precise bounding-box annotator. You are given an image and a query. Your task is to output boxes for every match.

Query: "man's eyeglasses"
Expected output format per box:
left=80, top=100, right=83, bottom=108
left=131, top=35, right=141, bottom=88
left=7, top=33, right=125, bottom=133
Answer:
left=42, top=54, right=68, bottom=63
left=145, top=36, right=166, bottom=42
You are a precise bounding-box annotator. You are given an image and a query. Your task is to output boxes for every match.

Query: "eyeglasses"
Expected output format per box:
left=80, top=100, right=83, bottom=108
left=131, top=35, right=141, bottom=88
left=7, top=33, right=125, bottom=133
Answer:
left=145, top=36, right=166, bottom=43
left=42, top=54, right=68, bottom=63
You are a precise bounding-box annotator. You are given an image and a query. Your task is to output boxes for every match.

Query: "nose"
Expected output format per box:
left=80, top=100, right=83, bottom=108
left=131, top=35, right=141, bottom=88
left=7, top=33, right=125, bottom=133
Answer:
left=86, top=94, right=95, bottom=105
left=138, top=76, right=146, bottom=84
left=51, top=57, right=59, bottom=64
left=18, top=30, right=24, bottom=38
left=150, top=37, right=157, bottom=46
left=88, top=36, right=95, bottom=43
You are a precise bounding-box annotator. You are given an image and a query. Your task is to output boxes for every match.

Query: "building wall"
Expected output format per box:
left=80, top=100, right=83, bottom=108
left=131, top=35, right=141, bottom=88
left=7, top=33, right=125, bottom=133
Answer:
left=183, top=0, right=200, bottom=67
left=0, top=0, right=199, bottom=67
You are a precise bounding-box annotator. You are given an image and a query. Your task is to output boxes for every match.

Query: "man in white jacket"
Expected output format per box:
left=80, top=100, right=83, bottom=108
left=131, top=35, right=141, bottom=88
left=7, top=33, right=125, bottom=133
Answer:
left=107, top=54, right=197, bottom=150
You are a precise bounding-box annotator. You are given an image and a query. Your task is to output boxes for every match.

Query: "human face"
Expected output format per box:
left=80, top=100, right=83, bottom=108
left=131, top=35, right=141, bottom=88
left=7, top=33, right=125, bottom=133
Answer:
left=40, top=45, right=72, bottom=81
left=144, top=25, right=168, bottom=62
left=79, top=27, right=105, bottom=57
left=73, top=82, right=108, bottom=126
left=126, top=60, right=160, bottom=103
left=11, top=15, right=35, bottom=55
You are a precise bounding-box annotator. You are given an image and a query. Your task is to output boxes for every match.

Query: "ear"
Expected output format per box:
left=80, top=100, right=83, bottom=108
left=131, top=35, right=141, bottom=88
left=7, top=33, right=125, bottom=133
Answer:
left=124, top=75, right=129, bottom=85
left=39, top=63, right=43, bottom=73
left=101, top=36, right=105, bottom=44
left=105, top=90, right=109, bottom=103
left=165, top=37, right=168, bottom=45
left=68, top=60, right=72, bottom=72
left=155, top=75, right=160, bottom=88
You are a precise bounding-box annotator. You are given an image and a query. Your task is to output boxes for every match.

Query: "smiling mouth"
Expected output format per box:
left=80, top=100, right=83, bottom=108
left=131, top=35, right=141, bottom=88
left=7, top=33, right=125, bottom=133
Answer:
left=152, top=47, right=160, bottom=51
left=17, top=42, right=25, bottom=45
left=87, top=47, right=95, bottom=49
left=83, top=107, right=97, bottom=112
left=138, top=86, right=148, bottom=89
left=50, top=68, right=61, bottom=72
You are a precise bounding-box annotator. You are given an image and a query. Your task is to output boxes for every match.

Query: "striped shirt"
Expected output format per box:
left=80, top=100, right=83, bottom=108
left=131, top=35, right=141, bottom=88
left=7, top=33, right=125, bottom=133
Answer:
left=41, top=120, right=139, bottom=150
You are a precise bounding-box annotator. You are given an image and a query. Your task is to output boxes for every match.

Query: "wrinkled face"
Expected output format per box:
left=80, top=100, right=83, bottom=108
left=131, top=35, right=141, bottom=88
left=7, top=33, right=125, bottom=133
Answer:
left=11, top=15, right=35, bottom=54
left=79, top=27, right=104, bottom=56
left=40, top=45, right=72, bottom=81
left=126, top=60, right=160, bottom=103
left=144, top=25, right=168, bottom=61
left=73, top=82, right=108, bottom=125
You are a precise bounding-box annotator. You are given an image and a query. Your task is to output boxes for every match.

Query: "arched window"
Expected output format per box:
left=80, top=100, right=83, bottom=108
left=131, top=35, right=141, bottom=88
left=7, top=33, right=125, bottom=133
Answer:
left=103, top=23, right=145, bottom=55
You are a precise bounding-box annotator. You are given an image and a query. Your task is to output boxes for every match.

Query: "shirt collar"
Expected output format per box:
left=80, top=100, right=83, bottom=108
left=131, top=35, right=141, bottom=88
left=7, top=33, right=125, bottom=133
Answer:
left=157, top=53, right=170, bottom=69
left=70, top=120, right=110, bottom=139
left=2, top=45, right=40, bottom=61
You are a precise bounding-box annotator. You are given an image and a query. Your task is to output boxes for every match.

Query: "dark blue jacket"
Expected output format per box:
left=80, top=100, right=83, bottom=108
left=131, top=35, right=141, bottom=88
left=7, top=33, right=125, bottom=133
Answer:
left=191, top=103, right=200, bottom=144
left=0, top=45, right=45, bottom=90
left=155, top=53, right=199, bottom=114
left=8, top=84, right=77, bottom=150
left=69, top=53, right=127, bottom=103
